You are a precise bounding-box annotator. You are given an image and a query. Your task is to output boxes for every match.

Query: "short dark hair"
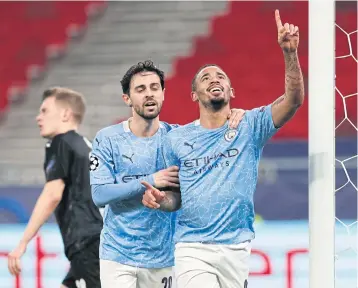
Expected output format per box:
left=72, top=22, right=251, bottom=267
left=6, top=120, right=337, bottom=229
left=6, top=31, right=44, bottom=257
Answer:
left=191, top=64, right=224, bottom=91
left=120, top=60, right=165, bottom=95
left=42, top=87, right=86, bottom=124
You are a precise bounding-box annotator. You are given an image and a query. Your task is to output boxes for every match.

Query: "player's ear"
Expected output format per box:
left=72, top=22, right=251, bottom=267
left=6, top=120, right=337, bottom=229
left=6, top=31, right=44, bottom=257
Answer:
left=191, top=91, right=199, bottom=102
left=62, top=107, right=72, bottom=122
left=230, top=88, right=235, bottom=99
left=162, top=88, right=165, bottom=102
left=122, top=94, right=132, bottom=107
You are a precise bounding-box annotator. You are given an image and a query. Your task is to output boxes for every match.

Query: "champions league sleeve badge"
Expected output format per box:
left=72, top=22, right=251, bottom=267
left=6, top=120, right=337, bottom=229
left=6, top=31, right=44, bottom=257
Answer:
left=89, top=155, right=100, bottom=171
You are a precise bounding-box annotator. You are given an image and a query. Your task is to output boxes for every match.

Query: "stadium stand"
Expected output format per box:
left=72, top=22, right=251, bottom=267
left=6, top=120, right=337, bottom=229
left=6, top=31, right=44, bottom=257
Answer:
left=162, top=1, right=357, bottom=140
left=0, top=1, right=106, bottom=115
left=0, top=1, right=228, bottom=185
left=162, top=1, right=310, bottom=138
left=0, top=0, right=355, bottom=182
left=0, top=0, right=356, bottom=183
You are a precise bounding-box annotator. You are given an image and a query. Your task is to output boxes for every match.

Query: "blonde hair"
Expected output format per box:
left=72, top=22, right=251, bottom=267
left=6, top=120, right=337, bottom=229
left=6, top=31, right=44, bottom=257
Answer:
left=42, top=87, right=86, bottom=124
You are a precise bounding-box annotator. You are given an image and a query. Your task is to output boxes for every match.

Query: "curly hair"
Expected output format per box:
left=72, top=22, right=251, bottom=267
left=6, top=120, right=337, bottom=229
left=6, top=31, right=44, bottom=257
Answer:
left=120, top=60, right=165, bottom=95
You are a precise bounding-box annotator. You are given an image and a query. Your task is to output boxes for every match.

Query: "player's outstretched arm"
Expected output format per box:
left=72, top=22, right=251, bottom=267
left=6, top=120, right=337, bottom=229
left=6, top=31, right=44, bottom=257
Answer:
left=91, top=166, right=179, bottom=207
left=271, top=9, right=305, bottom=128
left=141, top=181, right=181, bottom=212
left=8, top=179, right=65, bottom=276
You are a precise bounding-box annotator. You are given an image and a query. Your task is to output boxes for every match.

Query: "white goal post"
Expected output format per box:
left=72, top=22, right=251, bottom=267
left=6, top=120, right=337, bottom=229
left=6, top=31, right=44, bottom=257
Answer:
left=308, top=0, right=336, bottom=287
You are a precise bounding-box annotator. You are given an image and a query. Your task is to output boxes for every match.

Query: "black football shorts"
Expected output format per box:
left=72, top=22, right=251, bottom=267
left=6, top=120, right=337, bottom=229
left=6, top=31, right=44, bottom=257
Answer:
left=62, top=238, right=101, bottom=288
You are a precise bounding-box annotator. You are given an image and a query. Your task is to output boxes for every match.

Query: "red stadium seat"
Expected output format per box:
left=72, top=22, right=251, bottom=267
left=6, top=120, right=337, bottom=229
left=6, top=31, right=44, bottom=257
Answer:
left=0, top=82, right=10, bottom=116
left=0, top=1, right=106, bottom=117
left=161, top=1, right=357, bottom=140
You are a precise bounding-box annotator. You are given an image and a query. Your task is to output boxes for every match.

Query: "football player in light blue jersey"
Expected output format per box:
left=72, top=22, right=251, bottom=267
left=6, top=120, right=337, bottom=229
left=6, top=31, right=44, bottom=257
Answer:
left=90, top=61, right=179, bottom=288
left=90, top=60, right=246, bottom=288
left=142, top=10, right=305, bottom=288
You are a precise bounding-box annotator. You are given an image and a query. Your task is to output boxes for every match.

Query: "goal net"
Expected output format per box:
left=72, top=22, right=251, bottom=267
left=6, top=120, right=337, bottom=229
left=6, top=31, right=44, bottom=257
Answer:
left=334, top=1, right=357, bottom=287
left=309, top=1, right=357, bottom=287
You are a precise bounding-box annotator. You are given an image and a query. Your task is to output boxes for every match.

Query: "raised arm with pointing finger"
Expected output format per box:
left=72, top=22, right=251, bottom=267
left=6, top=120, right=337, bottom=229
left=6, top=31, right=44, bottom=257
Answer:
left=271, top=9, right=305, bottom=128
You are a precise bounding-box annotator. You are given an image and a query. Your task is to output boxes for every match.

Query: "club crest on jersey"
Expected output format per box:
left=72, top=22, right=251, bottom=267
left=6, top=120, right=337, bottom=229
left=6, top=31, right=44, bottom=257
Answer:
left=89, top=155, right=99, bottom=171
left=224, top=129, right=238, bottom=142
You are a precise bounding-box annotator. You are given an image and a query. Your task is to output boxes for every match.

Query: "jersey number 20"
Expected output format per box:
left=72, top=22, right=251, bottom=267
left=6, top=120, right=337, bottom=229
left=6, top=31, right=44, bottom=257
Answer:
left=162, top=276, right=172, bottom=288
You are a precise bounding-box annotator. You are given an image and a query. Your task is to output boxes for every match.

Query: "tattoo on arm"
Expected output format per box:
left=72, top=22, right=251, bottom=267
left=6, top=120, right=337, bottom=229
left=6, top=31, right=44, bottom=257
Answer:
left=284, top=52, right=304, bottom=106
left=271, top=53, right=304, bottom=128
left=273, top=95, right=285, bottom=107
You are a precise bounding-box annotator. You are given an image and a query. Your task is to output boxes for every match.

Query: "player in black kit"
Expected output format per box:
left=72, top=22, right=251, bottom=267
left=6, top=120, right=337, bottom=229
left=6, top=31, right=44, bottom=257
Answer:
left=8, top=87, right=102, bottom=288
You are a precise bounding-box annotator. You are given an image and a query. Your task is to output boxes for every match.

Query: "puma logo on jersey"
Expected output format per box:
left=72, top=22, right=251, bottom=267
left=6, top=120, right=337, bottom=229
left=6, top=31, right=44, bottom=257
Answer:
left=184, top=141, right=195, bottom=150
left=122, top=153, right=134, bottom=163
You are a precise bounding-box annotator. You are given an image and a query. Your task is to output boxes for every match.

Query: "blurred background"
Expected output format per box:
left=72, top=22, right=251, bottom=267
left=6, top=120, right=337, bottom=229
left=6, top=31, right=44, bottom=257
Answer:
left=0, top=1, right=356, bottom=287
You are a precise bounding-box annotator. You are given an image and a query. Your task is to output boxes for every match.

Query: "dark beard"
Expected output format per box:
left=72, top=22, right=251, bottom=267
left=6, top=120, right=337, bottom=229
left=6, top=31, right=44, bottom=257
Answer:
left=202, top=97, right=227, bottom=111
left=211, top=99, right=226, bottom=111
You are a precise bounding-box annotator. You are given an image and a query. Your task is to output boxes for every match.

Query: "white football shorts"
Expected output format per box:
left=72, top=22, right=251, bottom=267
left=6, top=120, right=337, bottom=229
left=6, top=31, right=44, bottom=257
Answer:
left=174, top=241, right=251, bottom=288
left=100, top=259, right=174, bottom=288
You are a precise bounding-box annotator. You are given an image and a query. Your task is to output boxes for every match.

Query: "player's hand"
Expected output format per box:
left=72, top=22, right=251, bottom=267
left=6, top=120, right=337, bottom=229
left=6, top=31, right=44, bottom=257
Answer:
left=8, top=242, right=27, bottom=276
left=152, top=166, right=179, bottom=189
left=141, top=181, right=165, bottom=209
left=275, top=9, right=299, bottom=53
left=228, top=109, right=246, bottom=129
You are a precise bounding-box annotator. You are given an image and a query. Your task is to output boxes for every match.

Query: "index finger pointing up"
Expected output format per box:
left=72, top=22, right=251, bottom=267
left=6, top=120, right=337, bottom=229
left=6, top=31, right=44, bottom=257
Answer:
left=275, top=9, right=283, bottom=29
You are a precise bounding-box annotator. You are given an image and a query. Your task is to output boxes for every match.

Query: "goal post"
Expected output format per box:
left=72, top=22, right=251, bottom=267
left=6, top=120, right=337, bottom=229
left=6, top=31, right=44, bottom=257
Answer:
left=308, top=0, right=336, bottom=287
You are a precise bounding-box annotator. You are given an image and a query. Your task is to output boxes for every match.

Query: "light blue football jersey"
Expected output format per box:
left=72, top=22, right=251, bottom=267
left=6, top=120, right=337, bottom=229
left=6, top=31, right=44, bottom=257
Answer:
left=162, top=105, right=278, bottom=245
left=90, top=120, right=178, bottom=268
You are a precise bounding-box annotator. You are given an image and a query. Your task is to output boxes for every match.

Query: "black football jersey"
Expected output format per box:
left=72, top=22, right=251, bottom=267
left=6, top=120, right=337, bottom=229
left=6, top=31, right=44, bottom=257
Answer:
left=44, top=130, right=103, bottom=260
